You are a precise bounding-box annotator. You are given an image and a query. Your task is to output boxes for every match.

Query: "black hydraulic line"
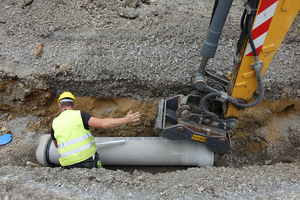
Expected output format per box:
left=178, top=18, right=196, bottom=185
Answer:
left=247, top=0, right=259, bottom=60
left=247, top=14, right=258, bottom=58
left=236, top=0, right=259, bottom=60
left=200, top=67, right=265, bottom=118
left=240, top=10, right=247, bottom=30
left=200, top=93, right=221, bottom=118
left=227, top=66, right=264, bottom=108
left=236, top=10, right=248, bottom=55
left=205, top=68, right=229, bottom=84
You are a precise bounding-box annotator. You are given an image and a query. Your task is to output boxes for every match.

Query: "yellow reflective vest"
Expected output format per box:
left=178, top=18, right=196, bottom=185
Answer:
left=52, top=110, right=97, bottom=166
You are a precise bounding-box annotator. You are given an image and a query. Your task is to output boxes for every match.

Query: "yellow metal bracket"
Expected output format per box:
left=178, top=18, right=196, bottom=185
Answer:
left=282, top=0, right=291, bottom=11
left=262, top=44, right=276, bottom=54
left=242, top=71, right=255, bottom=79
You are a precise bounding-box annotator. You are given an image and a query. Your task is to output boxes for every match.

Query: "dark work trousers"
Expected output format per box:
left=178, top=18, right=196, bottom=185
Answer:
left=62, top=152, right=100, bottom=169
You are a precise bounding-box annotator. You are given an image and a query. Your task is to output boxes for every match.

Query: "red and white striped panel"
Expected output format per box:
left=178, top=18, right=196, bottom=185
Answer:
left=245, top=0, right=279, bottom=56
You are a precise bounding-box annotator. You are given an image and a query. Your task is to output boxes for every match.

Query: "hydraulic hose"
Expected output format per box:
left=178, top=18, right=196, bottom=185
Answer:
left=227, top=66, right=264, bottom=108
left=240, top=10, right=247, bottom=30
left=200, top=67, right=264, bottom=117
left=199, top=93, right=221, bottom=118
left=247, top=14, right=258, bottom=60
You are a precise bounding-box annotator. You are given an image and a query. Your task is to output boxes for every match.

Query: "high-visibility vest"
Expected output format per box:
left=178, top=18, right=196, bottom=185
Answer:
left=52, top=110, right=97, bottom=166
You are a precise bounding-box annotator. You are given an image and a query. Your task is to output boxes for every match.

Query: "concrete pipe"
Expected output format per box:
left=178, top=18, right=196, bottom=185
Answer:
left=36, top=135, right=214, bottom=167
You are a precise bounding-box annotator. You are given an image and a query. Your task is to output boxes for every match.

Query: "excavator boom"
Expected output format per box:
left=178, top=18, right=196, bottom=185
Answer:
left=155, top=0, right=300, bottom=154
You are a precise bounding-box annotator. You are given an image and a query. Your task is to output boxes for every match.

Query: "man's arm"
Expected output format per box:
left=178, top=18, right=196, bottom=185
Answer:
left=88, top=110, right=140, bottom=129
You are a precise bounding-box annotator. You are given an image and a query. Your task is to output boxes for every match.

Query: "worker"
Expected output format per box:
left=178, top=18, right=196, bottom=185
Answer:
left=50, top=91, right=141, bottom=169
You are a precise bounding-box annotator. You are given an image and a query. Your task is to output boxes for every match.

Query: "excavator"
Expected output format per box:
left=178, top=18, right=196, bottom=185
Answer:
left=36, top=0, right=299, bottom=168
left=154, top=0, right=300, bottom=155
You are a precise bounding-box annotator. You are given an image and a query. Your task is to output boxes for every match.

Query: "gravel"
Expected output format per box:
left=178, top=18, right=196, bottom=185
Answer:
left=0, top=0, right=300, bottom=199
left=1, top=163, right=300, bottom=199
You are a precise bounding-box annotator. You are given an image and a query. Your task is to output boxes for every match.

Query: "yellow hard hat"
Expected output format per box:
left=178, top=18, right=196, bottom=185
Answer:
left=57, top=92, right=76, bottom=105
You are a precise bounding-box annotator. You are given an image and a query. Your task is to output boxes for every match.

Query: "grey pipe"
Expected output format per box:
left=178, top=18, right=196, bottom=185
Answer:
left=36, top=135, right=214, bottom=168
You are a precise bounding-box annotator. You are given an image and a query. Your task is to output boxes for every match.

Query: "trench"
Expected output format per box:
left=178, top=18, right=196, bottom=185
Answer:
left=1, top=90, right=300, bottom=171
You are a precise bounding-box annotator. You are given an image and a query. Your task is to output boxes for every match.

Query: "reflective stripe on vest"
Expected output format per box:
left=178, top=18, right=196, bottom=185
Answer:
left=59, top=139, right=95, bottom=158
left=57, top=132, right=93, bottom=149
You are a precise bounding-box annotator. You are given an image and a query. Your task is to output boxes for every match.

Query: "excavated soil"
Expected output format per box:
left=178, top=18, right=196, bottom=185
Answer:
left=0, top=0, right=300, bottom=199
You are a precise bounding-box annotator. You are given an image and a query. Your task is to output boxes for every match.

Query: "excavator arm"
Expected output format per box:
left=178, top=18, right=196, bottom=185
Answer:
left=155, top=0, right=300, bottom=154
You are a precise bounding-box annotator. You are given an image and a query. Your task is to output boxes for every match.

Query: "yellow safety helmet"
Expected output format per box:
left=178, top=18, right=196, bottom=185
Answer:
left=57, top=92, right=76, bottom=105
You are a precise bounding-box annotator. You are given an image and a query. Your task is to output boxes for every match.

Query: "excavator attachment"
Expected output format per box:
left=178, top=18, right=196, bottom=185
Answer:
left=155, top=95, right=238, bottom=154
left=153, top=0, right=236, bottom=154
left=155, top=0, right=299, bottom=155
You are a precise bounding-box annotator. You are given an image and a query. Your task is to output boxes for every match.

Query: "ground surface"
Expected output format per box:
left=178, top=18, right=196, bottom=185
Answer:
left=0, top=0, right=300, bottom=199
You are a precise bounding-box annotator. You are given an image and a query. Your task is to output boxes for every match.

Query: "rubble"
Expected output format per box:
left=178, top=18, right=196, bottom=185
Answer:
left=0, top=0, right=299, bottom=199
